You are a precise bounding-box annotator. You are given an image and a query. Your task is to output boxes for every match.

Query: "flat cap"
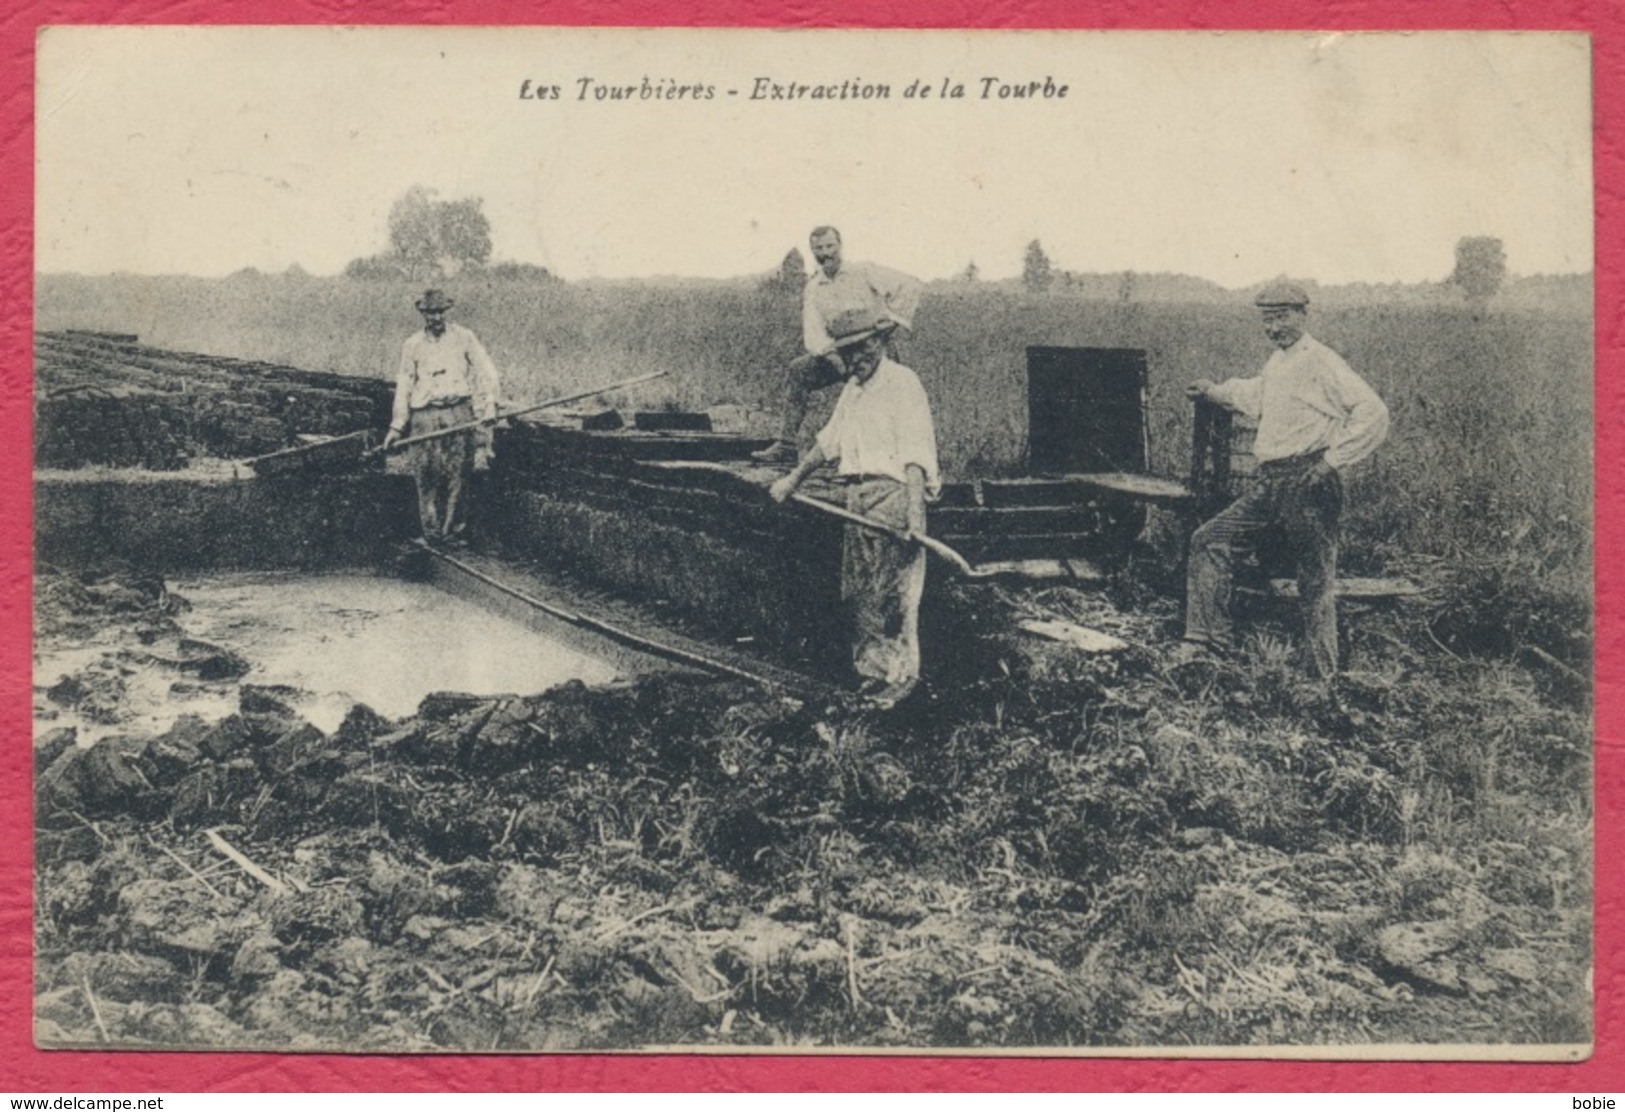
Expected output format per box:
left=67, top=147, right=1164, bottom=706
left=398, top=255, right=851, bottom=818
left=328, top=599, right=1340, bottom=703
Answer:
left=1254, top=279, right=1310, bottom=308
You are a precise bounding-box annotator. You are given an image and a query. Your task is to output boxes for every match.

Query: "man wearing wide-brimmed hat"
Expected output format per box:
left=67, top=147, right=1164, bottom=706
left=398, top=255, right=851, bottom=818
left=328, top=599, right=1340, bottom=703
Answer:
left=384, top=288, right=503, bottom=544
left=752, top=226, right=923, bottom=466
left=768, top=307, right=940, bottom=708
left=1175, top=279, right=1390, bottom=678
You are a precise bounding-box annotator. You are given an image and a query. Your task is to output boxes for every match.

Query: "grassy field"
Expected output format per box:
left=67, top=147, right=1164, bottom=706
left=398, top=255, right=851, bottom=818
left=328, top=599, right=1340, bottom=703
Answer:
left=37, top=271, right=1592, bottom=603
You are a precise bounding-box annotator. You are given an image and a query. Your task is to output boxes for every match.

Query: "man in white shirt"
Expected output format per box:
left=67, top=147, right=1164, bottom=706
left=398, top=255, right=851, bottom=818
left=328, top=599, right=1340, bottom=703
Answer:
left=769, top=308, right=940, bottom=707
left=383, top=289, right=502, bottom=544
left=1178, top=280, right=1390, bottom=678
left=752, top=226, right=923, bottom=465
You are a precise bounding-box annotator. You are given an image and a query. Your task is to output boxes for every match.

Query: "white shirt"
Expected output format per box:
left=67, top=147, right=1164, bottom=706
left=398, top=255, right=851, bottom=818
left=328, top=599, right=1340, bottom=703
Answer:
left=803, top=262, right=924, bottom=356
left=1208, top=333, right=1389, bottom=469
left=815, top=359, right=941, bottom=497
left=390, top=323, right=501, bottom=432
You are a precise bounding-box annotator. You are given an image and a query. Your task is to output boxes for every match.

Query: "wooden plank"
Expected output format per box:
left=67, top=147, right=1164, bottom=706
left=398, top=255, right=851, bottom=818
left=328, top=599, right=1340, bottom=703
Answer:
left=203, top=828, right=300, bottom=893
left=1019, top=619, right=1129, bottom=652
left=1064, top=471, right=1194, bottom=504
left=633, top=411, right=713, bottom=432
left=1264, top=577, right=1424, bottom=600
left=972, top=477, right=1147, bottom=508
left=986, top=559, right=1105, bottom=582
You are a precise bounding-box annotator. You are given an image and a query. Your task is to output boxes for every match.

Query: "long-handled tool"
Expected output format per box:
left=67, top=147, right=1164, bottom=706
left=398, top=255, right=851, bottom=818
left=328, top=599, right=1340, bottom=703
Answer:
left=367, top=369, right=669, bottom=458
left=242, top=369, right=670, bottom=477
left=789, top=492, right=981, bottom=577
left=788, top=492, right=1098, bottom=582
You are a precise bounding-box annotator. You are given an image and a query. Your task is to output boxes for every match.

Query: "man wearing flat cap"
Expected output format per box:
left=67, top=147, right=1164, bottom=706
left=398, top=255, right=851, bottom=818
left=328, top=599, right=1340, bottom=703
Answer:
left=768, top=307, right=940, bottom=708
left=752, top=226, right=923, bottom=466
left=384, top=289, right=503, bottom=544
left=1178, top=279, right=1390, bottom=678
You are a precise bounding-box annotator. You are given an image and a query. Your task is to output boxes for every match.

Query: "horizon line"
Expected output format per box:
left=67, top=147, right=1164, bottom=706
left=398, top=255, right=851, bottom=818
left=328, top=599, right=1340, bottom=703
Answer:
left=34, top=267, right=1596, bottom=288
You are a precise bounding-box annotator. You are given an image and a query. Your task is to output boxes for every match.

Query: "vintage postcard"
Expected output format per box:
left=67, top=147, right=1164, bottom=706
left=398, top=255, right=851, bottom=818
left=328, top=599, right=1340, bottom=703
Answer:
left=31, top=27, right=1593, bottom=1057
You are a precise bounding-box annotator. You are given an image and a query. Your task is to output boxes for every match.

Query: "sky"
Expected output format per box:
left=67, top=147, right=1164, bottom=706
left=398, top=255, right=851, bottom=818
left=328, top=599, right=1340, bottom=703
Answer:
left=35, top=27, right=1593, bottom=286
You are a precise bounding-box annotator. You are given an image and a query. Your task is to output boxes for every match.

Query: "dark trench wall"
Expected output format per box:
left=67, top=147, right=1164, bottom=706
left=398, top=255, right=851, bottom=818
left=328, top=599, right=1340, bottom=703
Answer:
left=33, top=473, right=419, bottom=574
left=485, top=485, right=848, bottom=674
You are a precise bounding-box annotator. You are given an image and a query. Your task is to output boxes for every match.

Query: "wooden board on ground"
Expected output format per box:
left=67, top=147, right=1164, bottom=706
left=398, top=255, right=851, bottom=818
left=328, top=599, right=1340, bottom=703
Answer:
left=1018, top=618, right=1130, bottom=653
left=1266, top=577, right=1425, bottom=600
left=984, top=558, right=1105, bottom=582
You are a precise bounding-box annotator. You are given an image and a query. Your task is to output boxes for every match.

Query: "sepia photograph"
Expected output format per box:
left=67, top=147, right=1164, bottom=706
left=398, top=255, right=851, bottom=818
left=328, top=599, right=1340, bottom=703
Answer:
left=30, top=26, right=1594, bottom=1056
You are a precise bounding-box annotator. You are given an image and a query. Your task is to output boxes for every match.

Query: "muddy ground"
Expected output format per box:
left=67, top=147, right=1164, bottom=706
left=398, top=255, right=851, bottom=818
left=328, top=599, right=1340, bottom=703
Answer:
left=32, top=559, right=1591, bottom=1052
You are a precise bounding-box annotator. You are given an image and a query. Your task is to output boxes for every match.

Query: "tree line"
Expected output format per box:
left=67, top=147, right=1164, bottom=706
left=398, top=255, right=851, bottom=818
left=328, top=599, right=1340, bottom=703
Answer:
left=347, top=187, right=1512, bottom=308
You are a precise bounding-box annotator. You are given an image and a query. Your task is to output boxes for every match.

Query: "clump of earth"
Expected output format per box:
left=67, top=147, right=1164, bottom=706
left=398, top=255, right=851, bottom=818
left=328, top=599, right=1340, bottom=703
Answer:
left=33, top=566, right=1591, bottom=1051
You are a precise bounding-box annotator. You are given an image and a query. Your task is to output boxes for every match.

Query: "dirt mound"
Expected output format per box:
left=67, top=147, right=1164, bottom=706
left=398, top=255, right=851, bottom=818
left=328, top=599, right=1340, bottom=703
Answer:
left=34, top=331, right=392, bottom=470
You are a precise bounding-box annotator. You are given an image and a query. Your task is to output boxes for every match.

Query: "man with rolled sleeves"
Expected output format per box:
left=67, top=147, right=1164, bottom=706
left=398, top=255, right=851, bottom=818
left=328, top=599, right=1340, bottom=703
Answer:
left=752, top=226, right=923, bottom=466
left=768, top=307, right=940, bottom=708
left=383, top=288, right=502, bottom=544
left=1177, top=280, right=1390, bottom=678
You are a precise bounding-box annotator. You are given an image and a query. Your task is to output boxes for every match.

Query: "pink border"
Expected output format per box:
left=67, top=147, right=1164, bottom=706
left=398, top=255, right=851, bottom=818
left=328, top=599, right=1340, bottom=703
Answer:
left=5, top=0, right=1619, bottom=1093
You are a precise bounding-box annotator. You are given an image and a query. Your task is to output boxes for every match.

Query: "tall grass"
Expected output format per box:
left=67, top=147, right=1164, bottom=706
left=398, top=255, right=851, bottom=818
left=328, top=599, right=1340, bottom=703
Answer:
left=37, top=273, right=1591, bottom=589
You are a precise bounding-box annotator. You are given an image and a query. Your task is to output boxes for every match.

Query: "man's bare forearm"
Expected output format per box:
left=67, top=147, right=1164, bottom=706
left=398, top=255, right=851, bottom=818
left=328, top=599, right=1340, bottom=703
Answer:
left=904, top=463, right=927, bottom=535
left=768, top=445, right=828, bottom=502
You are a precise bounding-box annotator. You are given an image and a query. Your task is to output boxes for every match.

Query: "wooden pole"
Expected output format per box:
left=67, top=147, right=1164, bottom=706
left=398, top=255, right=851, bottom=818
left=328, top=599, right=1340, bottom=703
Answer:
left=374, top=370, right=670, bottom=456
left=788, top=492, right=979, bottom=578
left=203, top=828, right=291, bottom=894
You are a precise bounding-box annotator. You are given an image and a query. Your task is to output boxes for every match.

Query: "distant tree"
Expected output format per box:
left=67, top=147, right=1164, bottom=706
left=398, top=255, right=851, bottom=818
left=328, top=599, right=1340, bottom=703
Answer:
left=780, top=247, right=806, bottom=285
left=437, top=197, right=494, bottom=271
left=764, top=247, right=806, bottom=291
left=1117, top=271, right=1136, bottom=303
left=386, top=187, right=438, bottom=278
left=960, top=260, right=980, bottom=283
left=486, top=260, right=559, bottom=283
left=1450, top=236, right=1507, bottom=308
left=1022, top=240, right=1053, bottom=292
left=387, top=186, right=494, bottom=280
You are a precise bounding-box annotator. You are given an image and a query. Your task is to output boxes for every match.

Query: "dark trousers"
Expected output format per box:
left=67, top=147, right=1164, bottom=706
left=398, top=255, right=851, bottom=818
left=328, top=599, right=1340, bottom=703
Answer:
left=1185, top=453, right=1343, bottom=677
left=777, top=352, right=847, bottom=442
left=775, top=338, right=903, bottom=443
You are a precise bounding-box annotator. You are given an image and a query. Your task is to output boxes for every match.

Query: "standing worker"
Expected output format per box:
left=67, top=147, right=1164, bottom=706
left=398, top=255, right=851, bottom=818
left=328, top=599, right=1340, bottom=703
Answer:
left=1176, top=279, right=1390, bottom=678
left=768, top=308, right=940, bottom=708
left=383, top=289, right=502, bottom=545
left=752, top=226, right=923, bottom=465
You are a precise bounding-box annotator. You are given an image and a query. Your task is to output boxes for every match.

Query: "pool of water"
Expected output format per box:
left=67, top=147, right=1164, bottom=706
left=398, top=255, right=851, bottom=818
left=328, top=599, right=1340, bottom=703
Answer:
left=36, top=571, right=622, bottom=740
